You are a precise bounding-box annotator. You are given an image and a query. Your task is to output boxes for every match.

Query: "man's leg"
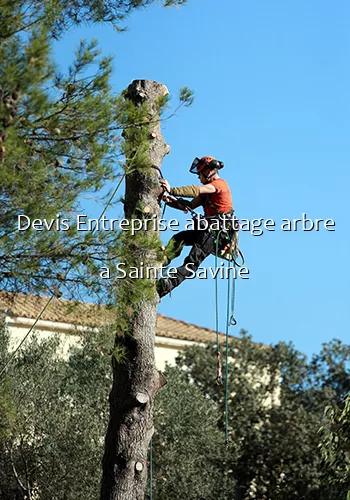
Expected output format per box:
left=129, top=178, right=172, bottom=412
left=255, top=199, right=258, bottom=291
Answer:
left=158, top=230, right=215, bottom=296
left=163, top=231, right=191, bottom=265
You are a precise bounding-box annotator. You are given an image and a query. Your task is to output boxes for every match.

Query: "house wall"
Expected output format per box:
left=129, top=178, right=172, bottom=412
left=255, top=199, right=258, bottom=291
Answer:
left=5, top=316, right=196, bottom=371
left=4, top=315, right=280, bottom=405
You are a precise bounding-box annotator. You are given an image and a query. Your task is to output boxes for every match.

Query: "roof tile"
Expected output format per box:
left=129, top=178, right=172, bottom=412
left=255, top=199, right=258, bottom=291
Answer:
left=0, top=291, right=227, bottom=344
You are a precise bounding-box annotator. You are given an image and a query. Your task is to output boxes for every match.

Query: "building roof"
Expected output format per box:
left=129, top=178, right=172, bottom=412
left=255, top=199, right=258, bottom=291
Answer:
left=0, top=290, right=225, bottom=344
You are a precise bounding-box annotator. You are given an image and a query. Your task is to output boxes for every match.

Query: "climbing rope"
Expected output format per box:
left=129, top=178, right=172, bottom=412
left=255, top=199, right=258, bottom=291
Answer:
left=149, top=438, right=153, bottom=500
left=214, top=228, right=239, bottom=448
left=225, top=250, right=235, bottom=448
left=232, top=247, right=245, bottom=268
left=229, top=244, right=237, bottom=327
left=215, top=230, right=224, bottom=385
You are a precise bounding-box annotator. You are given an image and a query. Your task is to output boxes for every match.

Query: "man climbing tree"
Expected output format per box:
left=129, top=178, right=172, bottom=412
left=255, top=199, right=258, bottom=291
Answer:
left=157, top=155, right=234, bottom=297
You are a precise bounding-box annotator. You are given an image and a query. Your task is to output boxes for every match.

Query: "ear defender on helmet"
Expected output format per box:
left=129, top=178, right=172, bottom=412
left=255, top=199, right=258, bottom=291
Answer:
left=208, top=159, right=224, bottom=171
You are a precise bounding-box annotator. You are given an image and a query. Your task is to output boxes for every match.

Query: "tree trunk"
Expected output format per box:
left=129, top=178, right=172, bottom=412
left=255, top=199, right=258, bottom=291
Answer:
left=100, top=80, right=170, bottom=500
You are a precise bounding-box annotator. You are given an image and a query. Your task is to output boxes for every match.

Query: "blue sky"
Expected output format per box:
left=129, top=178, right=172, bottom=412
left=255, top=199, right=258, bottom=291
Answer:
left=53, top=0, right=349, bottom=357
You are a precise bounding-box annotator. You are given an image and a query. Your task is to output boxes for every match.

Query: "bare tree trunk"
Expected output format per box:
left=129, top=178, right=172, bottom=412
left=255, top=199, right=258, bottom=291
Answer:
left=100, top=80, right=170, bottom=500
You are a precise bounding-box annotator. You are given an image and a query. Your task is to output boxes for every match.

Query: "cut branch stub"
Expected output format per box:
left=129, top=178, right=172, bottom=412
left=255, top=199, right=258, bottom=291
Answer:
left=125, top=80, right=170, bottom=167
left=124, top=80, right=170, bottom=221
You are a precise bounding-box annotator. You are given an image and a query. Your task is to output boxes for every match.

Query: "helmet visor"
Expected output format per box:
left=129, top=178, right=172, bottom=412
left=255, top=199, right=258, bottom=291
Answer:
left=189, top=157, right=203, bottom=174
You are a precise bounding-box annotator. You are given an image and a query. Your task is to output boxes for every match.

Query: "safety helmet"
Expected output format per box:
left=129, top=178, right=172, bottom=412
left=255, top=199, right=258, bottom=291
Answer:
left=189, top=156, right=224, bottom=174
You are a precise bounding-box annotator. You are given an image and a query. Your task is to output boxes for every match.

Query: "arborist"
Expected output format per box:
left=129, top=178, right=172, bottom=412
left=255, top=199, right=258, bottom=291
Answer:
left=157, top=155, right=234, bottom=297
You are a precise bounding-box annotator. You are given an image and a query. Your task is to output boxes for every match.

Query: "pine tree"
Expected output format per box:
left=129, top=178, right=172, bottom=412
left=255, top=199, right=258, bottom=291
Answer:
left=0, top=0, right=188, bottom=299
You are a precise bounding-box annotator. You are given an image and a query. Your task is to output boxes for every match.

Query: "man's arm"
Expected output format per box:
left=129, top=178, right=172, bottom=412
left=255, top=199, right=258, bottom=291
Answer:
left=198, top=184, right=216, bottom=194
left=160, top=179, right=216, bottom=197
left=189, top=195, right=203, bottom=209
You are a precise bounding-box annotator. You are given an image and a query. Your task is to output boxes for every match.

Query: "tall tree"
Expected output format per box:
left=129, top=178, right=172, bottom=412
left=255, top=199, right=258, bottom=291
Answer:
left=100, top=79, right=170, bottom=500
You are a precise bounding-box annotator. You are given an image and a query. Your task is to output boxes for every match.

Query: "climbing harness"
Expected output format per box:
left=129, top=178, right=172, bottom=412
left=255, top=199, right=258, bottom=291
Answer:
left=212, top=221, right=245, bottom=267
left=170, top=205, right=245, bottom=267
left=199, top=188, right=245, bottom=266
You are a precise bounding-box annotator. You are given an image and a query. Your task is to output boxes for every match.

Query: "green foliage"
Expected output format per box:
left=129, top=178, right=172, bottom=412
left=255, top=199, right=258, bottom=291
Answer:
left=152, top=366, right=235, bottom=500
left=163, top=0, right=187, bottom=6
left=0, top=0, right=188, bottom=38
left=0, top=382, right=16, bottom=439
left=0, top=0, right=192, bottom=302
left=0, top=4, right=122, bottom=298
left=176, top=331, right=350, bottom=500
left=0, top=320, right=113, bottom=500
left=308, top=339, right=350, bottom=403
left=179, top=86, right=195, bottom=107
left=1, top=318, right=349, bottom=500
left=112, top=224, right=160, bottom=336
left=117, top=94, right=153, bottom=172
left=319, top=394, right=350, bottom=500
left=111, top=341, right=128, bottom=366
left=0, top=315, right=231, bottom=500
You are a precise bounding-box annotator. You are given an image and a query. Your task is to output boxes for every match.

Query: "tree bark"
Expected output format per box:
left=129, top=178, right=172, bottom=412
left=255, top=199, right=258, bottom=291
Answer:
left=100, top=80, right=170, bottom=500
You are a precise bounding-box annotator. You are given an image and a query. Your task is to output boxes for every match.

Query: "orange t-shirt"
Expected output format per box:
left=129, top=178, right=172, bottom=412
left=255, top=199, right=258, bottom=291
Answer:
left=201, top=179, right=233, bottom=217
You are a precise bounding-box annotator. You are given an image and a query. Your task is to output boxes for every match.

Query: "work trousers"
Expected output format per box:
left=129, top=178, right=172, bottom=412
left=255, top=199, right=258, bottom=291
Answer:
left=161, top=229, right=217, bottom=293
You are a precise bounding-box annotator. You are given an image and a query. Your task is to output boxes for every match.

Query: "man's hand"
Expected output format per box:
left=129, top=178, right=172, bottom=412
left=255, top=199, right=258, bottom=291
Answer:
left=162, top=194, right=189, bottom=213
left=160, top=179, right=171, bottom=193
left=162, top=193, right=172, bottom=202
